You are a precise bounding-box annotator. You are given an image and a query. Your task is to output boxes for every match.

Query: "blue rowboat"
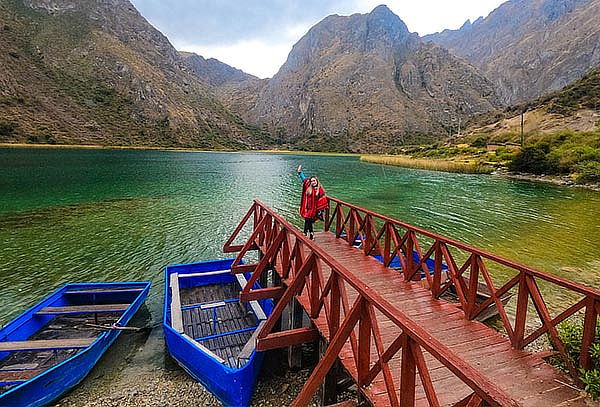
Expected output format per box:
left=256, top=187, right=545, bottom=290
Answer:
left=163, top=259, right=273, bottom=407
left=0, top=281, right=151, bottom=407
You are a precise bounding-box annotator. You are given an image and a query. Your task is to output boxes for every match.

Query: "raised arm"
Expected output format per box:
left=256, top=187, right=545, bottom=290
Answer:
left=297, top=164, right=306, bottom=181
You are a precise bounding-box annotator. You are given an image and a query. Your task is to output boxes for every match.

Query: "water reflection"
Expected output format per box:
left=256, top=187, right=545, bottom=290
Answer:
left=0, top=148, right=598, bottom=325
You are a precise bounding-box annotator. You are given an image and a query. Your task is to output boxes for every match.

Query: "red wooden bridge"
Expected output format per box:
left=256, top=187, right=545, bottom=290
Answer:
left=224, top=198, right=599, bottom=406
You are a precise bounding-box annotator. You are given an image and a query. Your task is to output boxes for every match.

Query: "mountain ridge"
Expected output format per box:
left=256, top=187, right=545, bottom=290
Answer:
left=425, top=0, right=600, bottom=104
left=210, top=5, right=501, bottom=152
left=0, top=0, right=271, bottom=148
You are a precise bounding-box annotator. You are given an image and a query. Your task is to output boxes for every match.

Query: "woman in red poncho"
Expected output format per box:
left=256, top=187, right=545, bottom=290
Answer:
left=297, top=164, right=327, bottom=240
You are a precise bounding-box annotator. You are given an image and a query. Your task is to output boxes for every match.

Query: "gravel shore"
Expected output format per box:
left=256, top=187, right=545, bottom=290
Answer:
left=53, top=322, right=323, bottom=407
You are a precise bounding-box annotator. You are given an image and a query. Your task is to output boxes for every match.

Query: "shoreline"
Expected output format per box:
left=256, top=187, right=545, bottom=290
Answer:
left=491, top=170, right=600, bottom=191
left=0, top=142, right=359, bottom=157
left=361, top=154, right=600, bottom=192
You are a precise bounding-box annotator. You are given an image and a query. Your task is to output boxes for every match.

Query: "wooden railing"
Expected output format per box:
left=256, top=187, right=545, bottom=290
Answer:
left=324, top=197, right=600, bottom=378
left=224, top=200, right=522, bottom=407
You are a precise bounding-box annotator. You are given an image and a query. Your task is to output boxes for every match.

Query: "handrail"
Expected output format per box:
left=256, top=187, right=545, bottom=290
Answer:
left=224, top=200, right=521, bottom=407
left=325, top=197, right=600, bottom=299
left=324, top=196, right=600, bottom=378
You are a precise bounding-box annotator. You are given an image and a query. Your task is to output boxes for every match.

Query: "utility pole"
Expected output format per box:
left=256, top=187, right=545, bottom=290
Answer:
left=520, top=112, right=524, bottom=147
left=444, top=109, right=451, bottom=138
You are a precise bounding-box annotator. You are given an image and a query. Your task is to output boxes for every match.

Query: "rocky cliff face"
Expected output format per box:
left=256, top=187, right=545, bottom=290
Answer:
left=0, top=0, right=270, bottom=148
left=242, top=5, right=500, bottom=152
left=179, top=51, right=267, bottom=123
left=425, top=0, right=600, bottom=105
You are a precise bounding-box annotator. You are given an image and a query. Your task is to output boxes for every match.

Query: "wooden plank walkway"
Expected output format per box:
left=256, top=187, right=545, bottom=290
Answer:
left=309, top=232, right=586, bottom=407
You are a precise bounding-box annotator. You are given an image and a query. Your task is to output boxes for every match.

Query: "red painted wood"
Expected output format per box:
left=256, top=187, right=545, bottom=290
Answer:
left=581, top=298, right=598, bottom=370
left=239, top=286, right=285, bottom=302
left=257, top=327, right=320, bottom=351
left=357, top=301, right=371, bottom=386
left=224, top=200, right=593, bottom=407
left=400, top=334, right=417, bottom=407
left=292, top=298, right=364, bottom=407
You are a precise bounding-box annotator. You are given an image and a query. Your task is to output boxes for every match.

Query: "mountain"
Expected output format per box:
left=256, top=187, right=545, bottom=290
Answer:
left=179, top=52, right=267, bottom=125
left=467, top=65, right=600, bottom=141
left=0, top=0, right=270, bottom=149
left=235, top=5, right=501, bottom=152
left=425, top=0, right=600, bottom=105
left=179, top=52, right=258, bottom=87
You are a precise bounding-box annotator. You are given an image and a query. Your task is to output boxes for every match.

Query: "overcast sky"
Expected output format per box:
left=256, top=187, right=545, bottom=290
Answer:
left=130, top=0, right=506, bottom=79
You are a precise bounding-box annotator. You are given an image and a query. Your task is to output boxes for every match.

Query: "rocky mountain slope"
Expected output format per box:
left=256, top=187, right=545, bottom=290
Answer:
left=0, top=0, right=270, bottom=148
left=233, top=5, right=501, bottom=152
left=179, top=51, right=267, bottom=125
left=425, top=0, right=600, bottom=105
left=467, top=65, right=600, bottom=141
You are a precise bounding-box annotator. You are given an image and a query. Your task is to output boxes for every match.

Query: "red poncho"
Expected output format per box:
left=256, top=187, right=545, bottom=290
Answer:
left=299, top=179, right=326, bottom=220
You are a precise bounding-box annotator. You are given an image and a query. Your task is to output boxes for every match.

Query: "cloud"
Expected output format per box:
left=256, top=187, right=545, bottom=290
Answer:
left=177, top=39, right=294, bottom=79
left=130, top=0, right=350, bottom=46
left=364, top=0, right=506, bottom=35
left=131, top=0, right=506, bottom=78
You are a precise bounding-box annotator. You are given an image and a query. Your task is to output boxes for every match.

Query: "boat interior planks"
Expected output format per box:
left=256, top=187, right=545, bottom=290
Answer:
left=163, top=259, right=274, bottom=407
left=0, top=313, right=119, bottom=392
left=0, top=282, right=151, bottom=405
left=180, top=282, right=260, bottom=368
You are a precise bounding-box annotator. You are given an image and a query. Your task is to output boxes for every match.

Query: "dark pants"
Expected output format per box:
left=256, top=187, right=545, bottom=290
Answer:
left=303, top=218, right=314, bottom=235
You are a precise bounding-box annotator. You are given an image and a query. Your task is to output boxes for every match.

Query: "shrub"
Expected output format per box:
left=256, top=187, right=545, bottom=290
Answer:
left=491, top=147, right=516, bottom=162
left=558, top=320, right=584, bottom=363
left=508, top=146, right=557, bottom=174
left=470, top=135, right=489, bottom=148
left=575, top=161, right=600, bottom=184
left=557, top=320, right=600, bottom=400
left=0, top=120, right=17, bottom=137
left=581, top=369, right=600, bottom=400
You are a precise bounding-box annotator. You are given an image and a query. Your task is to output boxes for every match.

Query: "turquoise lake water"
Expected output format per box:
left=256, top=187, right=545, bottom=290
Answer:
left=1, top=147, right=599, bottom=324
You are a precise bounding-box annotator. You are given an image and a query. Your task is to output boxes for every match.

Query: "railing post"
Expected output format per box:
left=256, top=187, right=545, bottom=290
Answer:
left=358, top=300, right=371, bottom=386
left=348, top=209, right=356, bottom=246
left=580, top=297, right=598, bottom=371
left=383, top=222, right=391, bottom=266
left=329, top=273, right=341, bottom=339
left=405, top=232, right=415, bottom=281
left=513, top=273, right=529, bottom=348
left=433, top=242, right=442, bottom=298
left=336, top=205, right=343, bottom=238
left=400, top=334, right=416, bottom=407
left=467, top=255, right=480, bottom=319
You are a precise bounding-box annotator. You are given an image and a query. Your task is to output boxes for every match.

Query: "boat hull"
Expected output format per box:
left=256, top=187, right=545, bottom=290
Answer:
left=0, top=282, right=151, bottom=407
left=163, top=259, right=272, bottom=407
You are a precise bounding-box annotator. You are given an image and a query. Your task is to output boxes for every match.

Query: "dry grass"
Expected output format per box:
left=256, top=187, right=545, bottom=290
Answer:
left=360, top=155, right=494, bottom=174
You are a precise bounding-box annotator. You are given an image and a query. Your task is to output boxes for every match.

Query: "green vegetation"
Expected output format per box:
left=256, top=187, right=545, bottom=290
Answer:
left=0, top=121, right=17, bottom=137
left=508, top=130, right=600, bottom=184
left=361, top=128, right=600, bottom=185
left=557, top=320, right=600, bottom=399
left=360, top=154, right=494, bottom=174
left=577, top=161, right=600, bottom=184
left=545, top=66, right=600, bottom=115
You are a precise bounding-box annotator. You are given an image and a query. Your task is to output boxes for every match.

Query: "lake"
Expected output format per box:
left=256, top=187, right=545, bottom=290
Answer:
left=1, top=147, right=599, bottom=324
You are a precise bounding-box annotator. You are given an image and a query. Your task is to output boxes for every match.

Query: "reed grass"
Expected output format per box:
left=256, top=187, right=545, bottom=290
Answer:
left=360, top=155, right=494, bottom=174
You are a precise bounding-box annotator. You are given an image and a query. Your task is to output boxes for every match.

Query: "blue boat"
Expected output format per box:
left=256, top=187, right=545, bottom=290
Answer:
left=163, top=259, right=274, bottom=407
left=338, top=232, right=449, bottom=277
left=0, top=281, right=151, bottom=407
